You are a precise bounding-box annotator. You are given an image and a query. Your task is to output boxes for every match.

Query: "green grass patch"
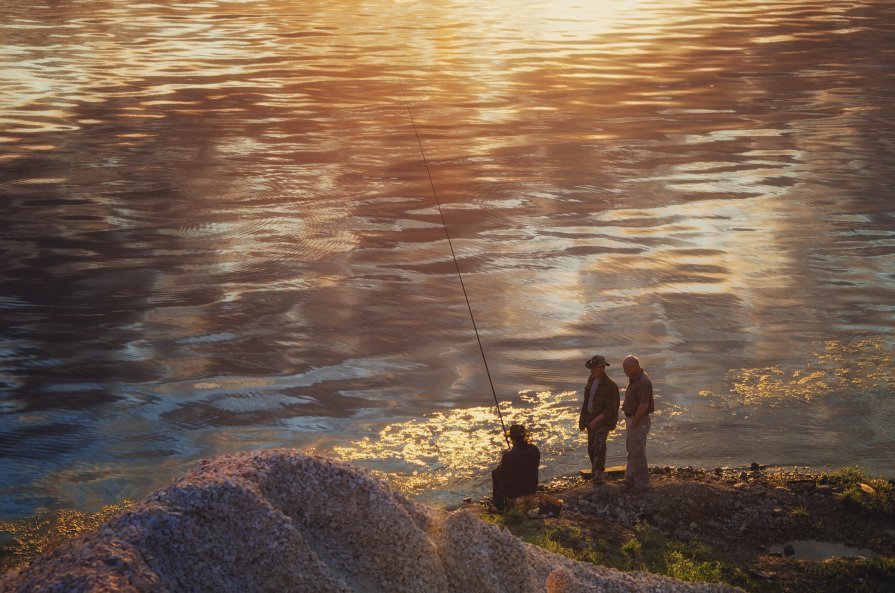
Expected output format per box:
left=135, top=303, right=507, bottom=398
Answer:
left=610, top=521, right=728, bottom=584
left=490, top=515, right=734, bottom=587
left=829, top=466, right=894, bottom=516
left=524, top=528, right=602, bottom=565
left=808, top=555, right=895, bottom=593
left=480, top=507, right=527, bottom=528
left=665, top=548, right=725, bottom=583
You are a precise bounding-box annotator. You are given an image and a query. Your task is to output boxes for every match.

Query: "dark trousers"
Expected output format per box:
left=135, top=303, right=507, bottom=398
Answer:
left=587, top=427, right=610, bottom=475
left=491, top=468, right=507, bottom=511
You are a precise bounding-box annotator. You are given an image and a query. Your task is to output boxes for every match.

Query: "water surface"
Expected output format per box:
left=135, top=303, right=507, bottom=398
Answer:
left=1, top=0, right=893, bottom=517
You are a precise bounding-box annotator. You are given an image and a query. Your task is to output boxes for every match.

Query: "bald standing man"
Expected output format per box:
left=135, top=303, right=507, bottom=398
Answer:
left=621, top=355, right=654, bottom=492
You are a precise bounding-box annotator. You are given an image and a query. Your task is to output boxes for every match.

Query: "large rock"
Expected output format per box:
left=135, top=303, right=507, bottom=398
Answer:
left=1, top=449, right=741, bottom=593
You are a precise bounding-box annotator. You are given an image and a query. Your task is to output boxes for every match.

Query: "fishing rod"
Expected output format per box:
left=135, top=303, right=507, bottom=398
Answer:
left=398, top=80, right=510, bottom=448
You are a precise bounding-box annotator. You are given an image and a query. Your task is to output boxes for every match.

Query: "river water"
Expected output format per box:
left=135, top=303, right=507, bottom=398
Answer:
left=1, top=0, right=893, bottom=518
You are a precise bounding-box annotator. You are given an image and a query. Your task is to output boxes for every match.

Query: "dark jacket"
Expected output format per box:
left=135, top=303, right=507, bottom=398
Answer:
left=622, top=370, right=654, bottom=415
left=578, top=374, right=620, bottom=431
left=492, top=442, right=540, bottom=499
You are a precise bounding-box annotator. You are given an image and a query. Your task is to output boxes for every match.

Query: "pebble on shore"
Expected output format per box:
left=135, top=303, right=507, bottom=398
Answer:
left=0, top=449, right=743, bottom=593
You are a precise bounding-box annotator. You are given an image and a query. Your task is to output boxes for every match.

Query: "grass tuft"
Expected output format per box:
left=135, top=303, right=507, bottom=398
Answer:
left=665, top=547, right=725, bottom=583
left=480, top=507, right=527, bottom=527
left=524, top=528, right=602, bottom=565
left=830, top=466, right=894, bottom=516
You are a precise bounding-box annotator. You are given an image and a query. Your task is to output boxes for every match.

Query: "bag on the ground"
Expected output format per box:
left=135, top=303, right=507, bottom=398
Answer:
left=538, top=495, right=562, bottom=517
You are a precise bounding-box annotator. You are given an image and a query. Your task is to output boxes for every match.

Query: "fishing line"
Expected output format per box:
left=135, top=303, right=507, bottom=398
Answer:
left=398, top=80, right=510, bottom=447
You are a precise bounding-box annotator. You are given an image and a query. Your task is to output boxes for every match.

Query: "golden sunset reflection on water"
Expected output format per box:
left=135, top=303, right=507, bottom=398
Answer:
left=326, top=390, right=585, bottom=493
left=702, top=338, right=895, bottom=408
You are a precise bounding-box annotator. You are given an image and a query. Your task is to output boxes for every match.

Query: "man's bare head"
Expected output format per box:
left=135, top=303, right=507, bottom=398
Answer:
left=622, top=355, right=641, bottom=377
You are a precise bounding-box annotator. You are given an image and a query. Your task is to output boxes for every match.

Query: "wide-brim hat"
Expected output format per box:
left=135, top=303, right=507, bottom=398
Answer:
left=585, top=355, right=610, bottom=368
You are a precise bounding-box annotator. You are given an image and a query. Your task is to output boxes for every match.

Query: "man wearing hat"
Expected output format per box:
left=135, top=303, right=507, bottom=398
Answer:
left=579, top=355, right=620, bottom=484
left=491, top=423, right=540, bottom=511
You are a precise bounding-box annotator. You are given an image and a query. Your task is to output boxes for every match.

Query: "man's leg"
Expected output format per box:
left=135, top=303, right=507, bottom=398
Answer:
left=492, top=468, right=507, bottom=511
left=590, top=427, right=609, bottom=483
left=624, top=415, right=650, bottom=490
left=586, top=428, right=596, bottom=466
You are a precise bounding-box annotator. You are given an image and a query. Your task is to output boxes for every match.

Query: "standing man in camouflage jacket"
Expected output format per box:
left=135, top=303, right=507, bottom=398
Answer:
left=578, top=355, right=620, bottom=485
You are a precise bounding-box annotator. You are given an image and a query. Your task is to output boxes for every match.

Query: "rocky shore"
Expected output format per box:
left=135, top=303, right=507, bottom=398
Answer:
left=3, top=454, right=893, bottom=593
left=1, top=450, right=742, bottom=593
left=463, top=465, right=895, bottom=593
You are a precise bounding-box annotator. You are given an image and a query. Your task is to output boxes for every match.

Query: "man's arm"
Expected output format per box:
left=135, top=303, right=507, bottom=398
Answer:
left=588, top=383, right=617, bottom=430
left=632, top=401, right=649, bottom=429
left=587, top=413, right=605, bottom=430
left=579, top=381, right=591, bottom=431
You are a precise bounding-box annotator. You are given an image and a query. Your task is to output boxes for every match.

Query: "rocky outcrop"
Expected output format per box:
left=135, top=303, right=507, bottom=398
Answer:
left=1, top=450, right=740, bottom=593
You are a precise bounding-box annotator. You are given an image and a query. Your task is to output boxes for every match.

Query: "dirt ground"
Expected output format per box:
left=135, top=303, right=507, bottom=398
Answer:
left=464, top=465, right=895, bottom=593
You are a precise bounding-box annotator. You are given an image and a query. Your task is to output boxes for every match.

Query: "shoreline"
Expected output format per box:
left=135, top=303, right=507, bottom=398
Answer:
left=462, top=464, right=895, bottom=592
left=3, top=459, right=893, bottom=592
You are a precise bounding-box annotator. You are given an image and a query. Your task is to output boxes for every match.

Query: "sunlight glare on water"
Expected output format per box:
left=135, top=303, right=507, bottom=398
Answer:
left=702, top=339, right=895, bottom=407
left=326, top=390, right=586, bottom=500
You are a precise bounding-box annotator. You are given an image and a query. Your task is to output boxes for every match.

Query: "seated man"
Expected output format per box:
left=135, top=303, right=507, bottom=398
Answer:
left=491, top=424, right=540, bottom=512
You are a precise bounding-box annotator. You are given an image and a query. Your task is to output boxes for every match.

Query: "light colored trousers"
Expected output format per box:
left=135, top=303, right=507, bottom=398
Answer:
left=624, top=414, right=651, bottom=488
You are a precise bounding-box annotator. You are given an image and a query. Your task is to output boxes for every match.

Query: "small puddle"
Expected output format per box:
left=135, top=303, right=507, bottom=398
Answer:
left=769, top=540, right=873, bottom=561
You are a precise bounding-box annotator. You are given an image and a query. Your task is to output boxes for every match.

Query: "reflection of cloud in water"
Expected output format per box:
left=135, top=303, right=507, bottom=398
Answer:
left=700, top=338, right=894, bottom=407
left=326, top=390, right=583, bottom=493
